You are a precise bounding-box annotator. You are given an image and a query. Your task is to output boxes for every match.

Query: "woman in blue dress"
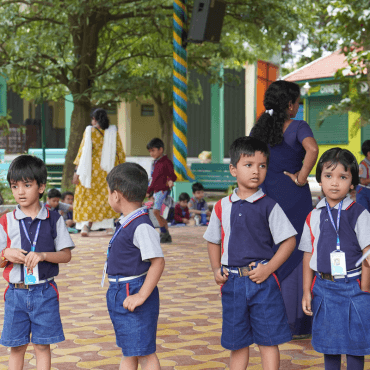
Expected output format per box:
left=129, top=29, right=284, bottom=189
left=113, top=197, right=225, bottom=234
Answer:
left=251, top=80, right=319, bottom=336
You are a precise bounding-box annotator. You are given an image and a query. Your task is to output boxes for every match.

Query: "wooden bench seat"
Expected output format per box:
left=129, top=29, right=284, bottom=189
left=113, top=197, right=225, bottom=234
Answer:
left=190, top=163, right=236, bottom=191
left=28, top=148, right=67, bottom=188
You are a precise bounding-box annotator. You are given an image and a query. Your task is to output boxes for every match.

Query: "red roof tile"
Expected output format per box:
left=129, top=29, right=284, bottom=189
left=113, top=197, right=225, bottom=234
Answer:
left=284, top=50, right=348, bottom=82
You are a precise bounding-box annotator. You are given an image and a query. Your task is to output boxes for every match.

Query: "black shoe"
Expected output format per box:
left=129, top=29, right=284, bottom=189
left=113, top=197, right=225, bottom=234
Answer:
left=160, top=231, right=172, bottom=243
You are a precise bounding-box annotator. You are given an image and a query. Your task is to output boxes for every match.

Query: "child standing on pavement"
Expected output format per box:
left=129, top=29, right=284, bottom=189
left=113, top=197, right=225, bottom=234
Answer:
left=299, top=148, right=370, bottom=370
left=0, top=155, right=74, bottom=370
left=356, top=140, right=370, bottom=212
left=204, top=137, right=297, bottom=370
left=105, top=162, right=165, bottom=370
left=146, top=138, right=177, bottom=243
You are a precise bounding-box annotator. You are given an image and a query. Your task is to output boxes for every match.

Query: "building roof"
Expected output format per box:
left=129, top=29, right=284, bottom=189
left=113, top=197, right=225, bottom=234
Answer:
left=283, top=50, right=348, bottom=82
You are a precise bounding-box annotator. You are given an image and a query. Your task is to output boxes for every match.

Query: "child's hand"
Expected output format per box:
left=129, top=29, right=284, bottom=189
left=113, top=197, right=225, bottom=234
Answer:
left=213, top=267, right=228, bottom=286
left=302, top=292, right=313, bottom=316
left=247, top=263, right=270, bottom=284
left=167, top=180, right=174, bottom=188
left=123, top=293, right=145, bottom=312
left=3, top=248, right=27, bottom=264
left=24, top=252, right=46, bottom=270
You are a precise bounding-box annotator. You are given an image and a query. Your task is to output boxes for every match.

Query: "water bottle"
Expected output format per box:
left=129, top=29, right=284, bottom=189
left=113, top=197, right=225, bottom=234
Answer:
left=200, top=207, right=207, bottom=225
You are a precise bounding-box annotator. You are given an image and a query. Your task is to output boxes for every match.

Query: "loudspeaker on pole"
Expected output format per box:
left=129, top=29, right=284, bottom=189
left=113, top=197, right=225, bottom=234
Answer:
left=187, top=0, right=226, bottom=43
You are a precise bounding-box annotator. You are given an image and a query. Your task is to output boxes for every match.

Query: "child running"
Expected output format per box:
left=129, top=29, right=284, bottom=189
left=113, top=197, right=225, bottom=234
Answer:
left=299, top=148, right=370, bottom=370
left=0, top=155, right=74, bottom=370
left=204, top=136, right=297, bottom=370
left=105, top=162, right=165, bottom=370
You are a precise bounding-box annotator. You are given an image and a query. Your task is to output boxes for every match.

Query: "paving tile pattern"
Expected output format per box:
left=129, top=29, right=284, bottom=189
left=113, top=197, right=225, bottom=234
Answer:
left=0, top=226, right=369, bottom=369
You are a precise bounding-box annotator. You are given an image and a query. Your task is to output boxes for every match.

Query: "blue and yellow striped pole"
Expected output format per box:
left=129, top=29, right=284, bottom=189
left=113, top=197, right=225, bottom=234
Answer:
left=173, top=0, right=194, bottom=181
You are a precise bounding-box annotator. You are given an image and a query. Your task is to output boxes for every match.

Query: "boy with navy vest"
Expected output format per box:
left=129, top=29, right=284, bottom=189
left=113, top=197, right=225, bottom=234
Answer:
left=357, top=139, right=370, bottom=212
left=204, top=137, right=297, bottom=370
left=105, top=162, right=165, bottom=370
left=0, top=155, right=74, bottom=369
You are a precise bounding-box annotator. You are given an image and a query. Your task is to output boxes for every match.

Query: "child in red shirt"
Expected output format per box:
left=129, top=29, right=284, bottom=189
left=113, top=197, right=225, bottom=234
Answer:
left=174, top=193, right=190, bottom=225
left=146, top=138, right=177, bottom=243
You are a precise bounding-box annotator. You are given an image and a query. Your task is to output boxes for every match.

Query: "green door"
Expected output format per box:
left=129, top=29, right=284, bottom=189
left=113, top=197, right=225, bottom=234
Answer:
left=308, top=96, right=348, bottom=144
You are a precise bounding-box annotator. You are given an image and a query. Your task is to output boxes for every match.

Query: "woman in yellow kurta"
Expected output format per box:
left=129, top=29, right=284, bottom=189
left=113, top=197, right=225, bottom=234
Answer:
left=72, top=108, right=125, bottom=236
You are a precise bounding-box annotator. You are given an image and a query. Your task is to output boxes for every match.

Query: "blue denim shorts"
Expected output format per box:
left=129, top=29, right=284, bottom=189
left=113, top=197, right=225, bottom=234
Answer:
left=311, top=273, right=370, bottom=356
left=153, top=191, right=167, bottom=211
left=221, top=269, right=292, bottom=350
left=106, top=275, right=159, bottom=357
left=0, top=281, right=65, bottom=347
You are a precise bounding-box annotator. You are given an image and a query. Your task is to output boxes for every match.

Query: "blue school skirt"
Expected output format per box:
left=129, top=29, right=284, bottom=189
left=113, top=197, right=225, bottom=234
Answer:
left=311, top=271, right=370, bottom=356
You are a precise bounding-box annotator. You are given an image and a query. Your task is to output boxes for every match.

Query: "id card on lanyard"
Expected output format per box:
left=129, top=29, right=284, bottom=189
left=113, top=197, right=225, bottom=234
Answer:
left=21, top=219, right=41, bottom=284
left=101, top=208, right=148, bottom=287
left=326, top=200, right=347, bottom=276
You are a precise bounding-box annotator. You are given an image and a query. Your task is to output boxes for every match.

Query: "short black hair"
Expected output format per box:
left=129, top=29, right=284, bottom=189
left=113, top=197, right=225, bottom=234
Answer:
left=192, top=182, right=204, bottom=193
left=47, top=188, right=61, bottom=199
left=61, top=191, right=74, bottom=200
left=106, top=162, right=148, bottom=203
left=179, top=192, right=190, bottom=202
left=147, top=138, right=164, bottom=150
left=7, top=155, right=47, bottom=199
left=361, top=140, right=370, bottom=157
left=229, top=136, right=270, bottom=167
left=316, top=147, right=359, bottom=187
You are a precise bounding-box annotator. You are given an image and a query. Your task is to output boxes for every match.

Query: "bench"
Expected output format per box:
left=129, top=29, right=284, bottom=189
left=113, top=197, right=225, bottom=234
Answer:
left=0, top=163, right=10, bottom=185
left=28, top=148, right=67, bottom=188
left=191, top=163, right=236, bottom=191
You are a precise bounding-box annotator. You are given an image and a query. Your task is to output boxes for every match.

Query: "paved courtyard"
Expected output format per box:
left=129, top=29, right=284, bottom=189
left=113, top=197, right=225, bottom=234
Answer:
left=0, top=226, right=369, bottom=369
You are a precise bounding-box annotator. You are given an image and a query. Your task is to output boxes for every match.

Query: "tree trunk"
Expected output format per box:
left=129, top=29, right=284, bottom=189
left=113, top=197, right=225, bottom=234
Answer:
left=156, top=101, right=173, bottom=160
left=61, top=99, right=91, bottom=189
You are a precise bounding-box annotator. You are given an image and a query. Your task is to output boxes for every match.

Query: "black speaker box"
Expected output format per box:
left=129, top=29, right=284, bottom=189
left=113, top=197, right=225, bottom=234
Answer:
left=188, top=0, right=226, bottom=43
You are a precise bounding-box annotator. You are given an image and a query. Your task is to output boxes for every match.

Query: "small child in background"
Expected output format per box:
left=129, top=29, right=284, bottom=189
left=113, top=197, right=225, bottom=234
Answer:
left=46, top=189, right=73, bottom=214
left=60, top=191, right=75, bottom=228
left=357, top=139, right=370, bottom=212
left=189, top=182, right=211, bottom=225
left=173, top=193, right=190, bottom=225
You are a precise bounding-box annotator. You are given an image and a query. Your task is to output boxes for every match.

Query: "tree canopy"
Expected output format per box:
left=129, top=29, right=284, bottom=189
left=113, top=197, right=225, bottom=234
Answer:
left=0, top=0, right=314, bottom=187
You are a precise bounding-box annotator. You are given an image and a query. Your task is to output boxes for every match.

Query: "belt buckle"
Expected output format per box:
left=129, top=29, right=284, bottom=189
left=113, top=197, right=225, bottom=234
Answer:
left=320, top=272, right=335, bottom=282
left=14, top=283, right=29, bottom=289
left=238, top=266, right=251, bottom=277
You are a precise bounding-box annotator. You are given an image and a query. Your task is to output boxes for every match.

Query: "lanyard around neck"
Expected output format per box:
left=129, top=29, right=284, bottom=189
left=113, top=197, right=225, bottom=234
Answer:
left=325, top=200, right=343, bottom=250
left=20, top=219, right=42, bottom=252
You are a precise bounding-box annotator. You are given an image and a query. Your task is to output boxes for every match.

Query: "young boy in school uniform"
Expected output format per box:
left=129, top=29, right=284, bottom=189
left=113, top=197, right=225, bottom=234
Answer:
left=189, top=182, right=211, bottom=224
left=0, top=155, right=74, bottom=370
left=204, top=136, right=297, bottom=370
left=105, top=162, right=165, bottom=370
left=146, top=138, right=177, bottom=243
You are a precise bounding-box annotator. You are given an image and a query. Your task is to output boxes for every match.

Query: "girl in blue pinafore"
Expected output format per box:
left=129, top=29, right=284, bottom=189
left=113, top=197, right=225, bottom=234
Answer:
left=299, top=148, right=370, bottom=370
left=251, top=80, right=319, bottom=336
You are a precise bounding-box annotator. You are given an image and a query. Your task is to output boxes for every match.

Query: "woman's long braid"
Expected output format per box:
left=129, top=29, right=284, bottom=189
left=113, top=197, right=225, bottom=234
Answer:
left=251, top=81, right=300, bottom=147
